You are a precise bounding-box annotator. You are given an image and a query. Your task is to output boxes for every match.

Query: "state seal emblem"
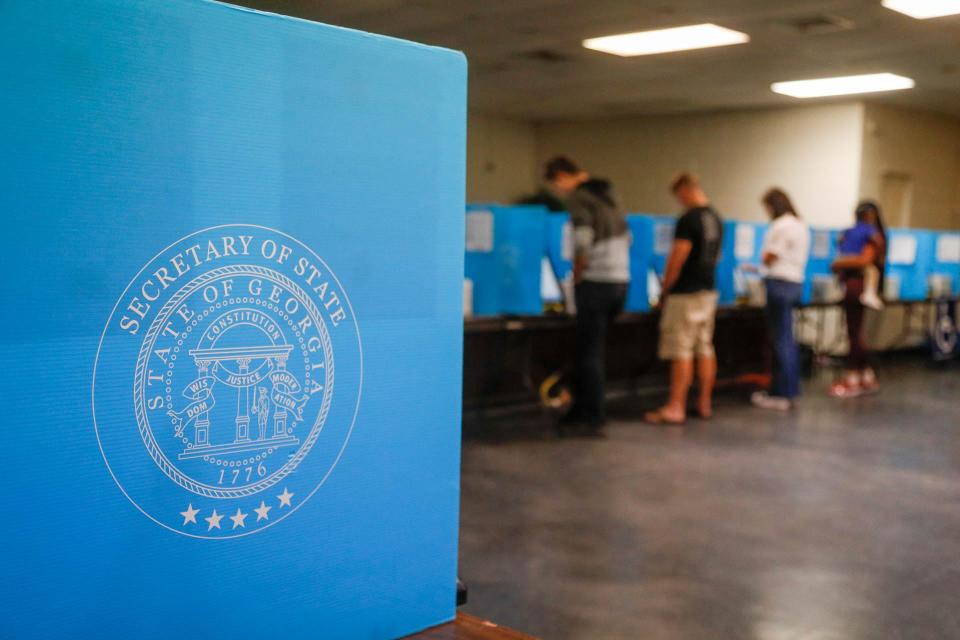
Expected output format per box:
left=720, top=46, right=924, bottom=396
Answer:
left=93, top=225, right=362, bottom=538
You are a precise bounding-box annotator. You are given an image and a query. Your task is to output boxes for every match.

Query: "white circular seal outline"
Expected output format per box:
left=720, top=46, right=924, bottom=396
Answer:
left=92, top=224, right=363, bottom=540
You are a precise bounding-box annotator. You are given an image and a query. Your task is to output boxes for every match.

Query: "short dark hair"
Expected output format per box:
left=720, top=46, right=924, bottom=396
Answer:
left=670, top=172, right=698, bottom=193
left=762, top=188, right=798, bottom=218
left=544, top=156, right=581, bottom=181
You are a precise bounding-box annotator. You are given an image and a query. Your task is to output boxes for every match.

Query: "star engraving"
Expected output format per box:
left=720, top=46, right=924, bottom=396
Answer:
left=254, top=501, right=272, bottom=522
left=180, top=504, right=200, bottom=526
left=230, top=508, right=248, bottom=529
left=278, top=488, right=294, bottom=508
left=205, top=509, right=224, bottom=531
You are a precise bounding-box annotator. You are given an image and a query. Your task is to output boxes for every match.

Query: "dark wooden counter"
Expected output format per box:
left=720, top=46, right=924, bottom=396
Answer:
left=463, top=306, right=768, bottom=410
left=406, top=613, right=537, bottom=639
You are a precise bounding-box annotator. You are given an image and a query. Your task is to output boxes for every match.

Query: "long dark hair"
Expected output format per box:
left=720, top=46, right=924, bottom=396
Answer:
left=855, top=200, right=888, bottom=292
left=855, top=200, right=887, bottom=242
left=762, top=188, right=798, bottom=219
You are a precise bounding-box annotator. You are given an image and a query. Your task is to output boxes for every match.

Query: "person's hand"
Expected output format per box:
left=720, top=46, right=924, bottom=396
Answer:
left=573, top=255, right=588, bottom=284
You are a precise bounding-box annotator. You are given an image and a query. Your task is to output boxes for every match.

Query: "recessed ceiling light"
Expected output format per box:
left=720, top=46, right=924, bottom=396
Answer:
left=882, top=0, right=960, bottom=19
left=771, top=73, right=915, bottom=98
left=582, top=24, right=749, bottom=57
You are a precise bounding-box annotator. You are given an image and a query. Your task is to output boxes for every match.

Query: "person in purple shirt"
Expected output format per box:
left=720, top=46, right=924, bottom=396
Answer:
left=830, top=201, right=887, bottom=398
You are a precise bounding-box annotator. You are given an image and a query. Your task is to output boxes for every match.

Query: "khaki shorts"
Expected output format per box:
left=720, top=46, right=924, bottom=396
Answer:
left=659, top=290, right=719, bottom=360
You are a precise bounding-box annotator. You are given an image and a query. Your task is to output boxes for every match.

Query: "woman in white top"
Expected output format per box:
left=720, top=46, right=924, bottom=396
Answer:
left=751, top=188, right=810, bottom=411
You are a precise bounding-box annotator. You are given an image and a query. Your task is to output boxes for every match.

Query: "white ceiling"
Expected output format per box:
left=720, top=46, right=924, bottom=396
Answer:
left=234, top=0, right=960, bottom=120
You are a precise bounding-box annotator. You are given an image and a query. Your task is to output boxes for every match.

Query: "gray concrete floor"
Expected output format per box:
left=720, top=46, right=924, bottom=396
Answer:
left=459, top=359, right=960, bottom=639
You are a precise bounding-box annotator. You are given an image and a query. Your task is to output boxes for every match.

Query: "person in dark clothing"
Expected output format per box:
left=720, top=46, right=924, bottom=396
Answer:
left=829, top=201, right=887, bottom=398
left=645, top=173, right=723, bottom=425
left=545, top=156, right=630, bottom=434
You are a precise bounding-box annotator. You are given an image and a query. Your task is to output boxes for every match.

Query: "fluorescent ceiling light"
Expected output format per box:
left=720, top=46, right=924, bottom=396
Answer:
left=582, top=24, right=749, bottom=57
left=771, top=73, right=915, bottom=98
left=882, top=0, right=960, bottom=19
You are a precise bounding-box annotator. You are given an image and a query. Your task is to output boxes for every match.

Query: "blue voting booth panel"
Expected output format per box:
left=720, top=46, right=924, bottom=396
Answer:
left=1, top=1, right=466, bottom=639
left=931, top=232, right=960, bottom=297
left=885, top=229, right=933, bottom=301
left=546, top=213, right=574, bottom=284
left=465, top=205, right=547, bottom=315
left=803, top=228, right=841, bottom=304
left=626, top=214, right=676, bottom=312
left=465, top=205, right=500, bottom=315
left=498, top=206, right=549, bottom=314
left=717, top=221, right=767, bottom=305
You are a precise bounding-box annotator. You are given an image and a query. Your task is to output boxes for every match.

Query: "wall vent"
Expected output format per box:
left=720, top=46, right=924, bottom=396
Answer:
left=514, top=49, right=572, bottom=64
left=784, top=14, right=855, bottom=34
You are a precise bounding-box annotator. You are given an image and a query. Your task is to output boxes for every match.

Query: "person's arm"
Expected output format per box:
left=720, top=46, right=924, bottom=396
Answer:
left=568, top=197, right=594, bottom=283
left=661, top=213, right=697, bottom=295
left=661, top=239, right=693, bottom=295
left=758, top=220, right=786, bottom=268
left=832, top=243, right=878, bottom=271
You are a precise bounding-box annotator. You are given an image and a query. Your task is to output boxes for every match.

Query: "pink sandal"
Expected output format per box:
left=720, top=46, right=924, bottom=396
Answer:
left=827, top=380, right=862, bottom=398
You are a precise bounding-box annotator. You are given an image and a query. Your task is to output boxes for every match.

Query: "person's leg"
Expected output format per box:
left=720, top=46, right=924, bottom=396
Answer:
left=847, top=293, right=867, bottom=372
left=646, top=294, right=692, bottom=423
left=570, top=283, right=592, bottom=420
left=666, top=358, right=694, bottom=417
left=764, top=279, right=789, bottom=398
left=572, top=282, right=604, bottom=425
left=782, top=282, right=803, bottom=399
left=859, top=303, right=879, bottom=393
left=694, top=292, right=719, bottom=418
left=832, top=278, right=865, bottom=396
left=588, top=283, right=620, bottom=426
left=860, top=264, right=884, bottom=310
left=695, top=355, right=716, bottom=417
left=591, top=283, right=628, bottom=425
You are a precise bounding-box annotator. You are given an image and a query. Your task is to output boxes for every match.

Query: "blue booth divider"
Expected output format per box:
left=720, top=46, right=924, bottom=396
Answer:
left=465, top=205, right=548, bottom=315
left=717, top=220, right=767, bottom=305
left=546, top=213, right=574, bottom=285
left=803, top=227, right=841, bottom=304
left=2, top=0, right=467, bottom=637
left=626, top=214, right=675, bottom=312
left=465, top=205, right=498, bottom=315
left=885, top=229, right=933, bottom=301
left=931, top=231, right=960, bottom=297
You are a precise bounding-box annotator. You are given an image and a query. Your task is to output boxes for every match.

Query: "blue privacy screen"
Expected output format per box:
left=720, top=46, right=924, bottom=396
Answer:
left=717, top=220, right=768, bottom=305
left=626, top=213, right=676, bottom=312
left=465, top=205, right=548, bottom=315
left=0, top=1, right=466, bottom=638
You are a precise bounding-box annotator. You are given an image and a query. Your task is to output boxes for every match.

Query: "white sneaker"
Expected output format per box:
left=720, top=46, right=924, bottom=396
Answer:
left=751, top=391, right=792, bottom=411
left=860, top=291, right=884, bottom=310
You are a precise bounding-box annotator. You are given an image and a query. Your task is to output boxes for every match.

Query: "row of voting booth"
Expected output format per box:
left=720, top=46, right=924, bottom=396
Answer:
left=464, top=205, right=960, bottom=317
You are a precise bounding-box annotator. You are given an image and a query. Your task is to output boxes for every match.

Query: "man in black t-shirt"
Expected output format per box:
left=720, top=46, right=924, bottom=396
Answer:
left=645, top=173, right=723, bottom=425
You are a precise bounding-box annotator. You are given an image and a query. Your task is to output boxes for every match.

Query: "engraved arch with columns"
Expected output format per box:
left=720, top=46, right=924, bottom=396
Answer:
left=180, top=344, right=298, bottom=460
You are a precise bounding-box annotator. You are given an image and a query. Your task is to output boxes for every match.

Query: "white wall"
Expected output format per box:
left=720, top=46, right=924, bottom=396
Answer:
left=860, top=103, right=960, bottom=230
left=533, top=103, right=865, bottom=227
left=466, top=112, right=537, bottom=205
left=466, top=102, right=960, bottom=232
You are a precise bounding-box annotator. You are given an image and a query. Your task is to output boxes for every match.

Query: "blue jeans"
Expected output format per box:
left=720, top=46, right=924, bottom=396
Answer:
left=765, top=279, right=802, bottom=399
